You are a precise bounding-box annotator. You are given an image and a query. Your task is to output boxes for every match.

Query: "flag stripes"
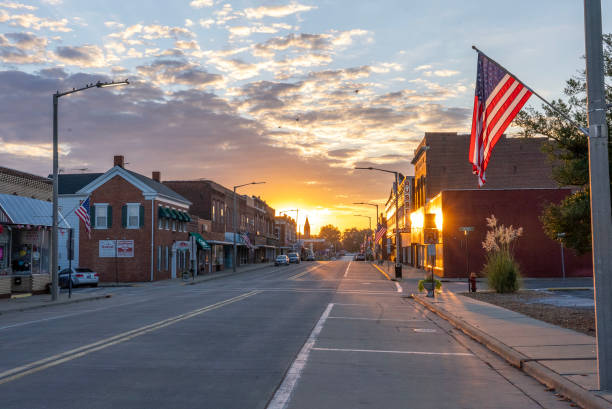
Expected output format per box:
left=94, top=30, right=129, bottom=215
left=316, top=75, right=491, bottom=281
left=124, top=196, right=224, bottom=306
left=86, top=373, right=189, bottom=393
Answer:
left=75, top=197, right=91, bottom=238
left=469, top=53, right=532, bottom=186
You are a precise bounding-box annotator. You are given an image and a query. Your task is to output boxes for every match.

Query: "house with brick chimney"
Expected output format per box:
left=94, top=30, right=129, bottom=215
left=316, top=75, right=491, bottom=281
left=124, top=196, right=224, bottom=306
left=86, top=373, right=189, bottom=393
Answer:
left=70, top=156, right=192, bottom=282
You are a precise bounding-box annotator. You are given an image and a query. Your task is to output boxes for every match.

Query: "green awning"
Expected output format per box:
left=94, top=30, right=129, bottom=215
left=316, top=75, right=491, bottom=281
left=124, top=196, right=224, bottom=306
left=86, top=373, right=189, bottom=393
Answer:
left=182, top=212, right=192, bottom=222
left=176, top=211, right=185, bottom=221
left=158, top=206, right=171, bottom=219
left=189, top=232, right=211, bottom=250
left=169, top=209, right=180, bottom=220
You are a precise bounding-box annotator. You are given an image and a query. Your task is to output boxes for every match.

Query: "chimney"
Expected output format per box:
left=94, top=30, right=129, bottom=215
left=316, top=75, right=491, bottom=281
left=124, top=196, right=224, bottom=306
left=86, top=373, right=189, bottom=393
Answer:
left=152, top=171, right=161, bottom=182
left=114, top=155, right=124, bottom=168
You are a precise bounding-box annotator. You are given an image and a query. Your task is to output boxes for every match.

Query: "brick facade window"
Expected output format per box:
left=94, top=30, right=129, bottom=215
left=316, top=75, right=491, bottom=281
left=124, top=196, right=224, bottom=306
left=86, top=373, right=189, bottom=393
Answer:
left=93, top=204, right=111, bottom=229
left=126, top=203, right=140, bottom=228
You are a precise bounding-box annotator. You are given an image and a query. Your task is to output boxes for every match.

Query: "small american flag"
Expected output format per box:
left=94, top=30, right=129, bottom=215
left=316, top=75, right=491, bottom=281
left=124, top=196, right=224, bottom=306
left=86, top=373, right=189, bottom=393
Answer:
left=470, top=52, right=532, bottom=186
left=75, top=197, right=91, bottom=238
left=374, top=225, right=387, bottom=243
left=241, top=233, right=254, bottom=250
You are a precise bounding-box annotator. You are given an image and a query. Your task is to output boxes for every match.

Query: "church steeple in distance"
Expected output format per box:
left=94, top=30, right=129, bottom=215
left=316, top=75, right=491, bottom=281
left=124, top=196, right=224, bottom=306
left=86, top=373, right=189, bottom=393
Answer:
left=304, top=217, right=311, bottom=239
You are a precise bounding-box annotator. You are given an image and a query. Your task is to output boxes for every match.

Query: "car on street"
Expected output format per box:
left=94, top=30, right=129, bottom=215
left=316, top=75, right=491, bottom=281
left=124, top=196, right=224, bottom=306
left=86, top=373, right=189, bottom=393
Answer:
left=59, top=267, right=99, bottom=288
left=274, top=255, right=290, bottom=266
left=354, top=253, right=366, bottom=261
left=305, top=253, right=315, bottom=261
left=287, top=252, right=301, bottom=264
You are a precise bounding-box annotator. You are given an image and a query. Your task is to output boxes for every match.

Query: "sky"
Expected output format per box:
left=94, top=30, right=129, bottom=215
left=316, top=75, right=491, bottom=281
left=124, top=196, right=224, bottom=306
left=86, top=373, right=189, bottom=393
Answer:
left=1, top=0, right=610, bottom=234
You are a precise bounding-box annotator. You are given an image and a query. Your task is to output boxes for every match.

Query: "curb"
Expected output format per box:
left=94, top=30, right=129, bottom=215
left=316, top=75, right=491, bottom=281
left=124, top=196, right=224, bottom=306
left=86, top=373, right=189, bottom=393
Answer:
left=186, top=264, right=273, bottom=286
left=413, top=294, right=612, bottom=409
left=0, top=294, right=112, bottom=315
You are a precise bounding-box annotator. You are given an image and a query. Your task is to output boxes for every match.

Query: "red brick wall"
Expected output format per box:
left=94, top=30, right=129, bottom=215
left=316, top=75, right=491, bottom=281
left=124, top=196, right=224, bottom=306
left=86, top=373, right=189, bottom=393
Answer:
left=440, top=189, right=592, bottom=278
left=79, top=176, right=189, bottom=282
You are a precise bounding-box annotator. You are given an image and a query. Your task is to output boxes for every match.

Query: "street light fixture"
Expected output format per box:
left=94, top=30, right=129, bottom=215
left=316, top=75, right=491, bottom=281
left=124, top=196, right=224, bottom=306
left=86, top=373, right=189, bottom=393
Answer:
left=51, top=79, right=129, bottom=301
left=354, top=202, right=379, bottom=259
left=354, top=214, right=373, bottom=258
left=233, top=181, right=265, bottom=273
left=355, top=166, right=403, bottom=279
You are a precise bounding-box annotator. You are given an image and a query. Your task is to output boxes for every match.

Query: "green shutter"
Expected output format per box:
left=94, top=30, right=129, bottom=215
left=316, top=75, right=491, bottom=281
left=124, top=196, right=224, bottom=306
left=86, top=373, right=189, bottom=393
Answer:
left=139, top=204, right=145, bottom=227
left=90, top=204, right=96, bottom=228
left=121, top=205, right=127, bottom=228
left=107, top=205, right=112, bottom=228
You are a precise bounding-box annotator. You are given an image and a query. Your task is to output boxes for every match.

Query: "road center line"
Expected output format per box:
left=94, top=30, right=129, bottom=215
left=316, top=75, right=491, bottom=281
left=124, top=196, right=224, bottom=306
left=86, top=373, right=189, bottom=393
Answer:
left=343, top=260, right=352, bottom=278
left=0, top=291, right=260, bottom=385
left=311, top=347, right=473, bottom=357
left=288, top=264, right=322, bottom=280
left=267, top=303, right=334, bottom=409
left=371, top=263, right=392, bottom=281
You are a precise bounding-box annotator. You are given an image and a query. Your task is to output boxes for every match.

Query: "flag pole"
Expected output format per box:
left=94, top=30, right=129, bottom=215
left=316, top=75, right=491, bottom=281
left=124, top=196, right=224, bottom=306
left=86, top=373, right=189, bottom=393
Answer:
left=472, top=45, right=590, bottom=137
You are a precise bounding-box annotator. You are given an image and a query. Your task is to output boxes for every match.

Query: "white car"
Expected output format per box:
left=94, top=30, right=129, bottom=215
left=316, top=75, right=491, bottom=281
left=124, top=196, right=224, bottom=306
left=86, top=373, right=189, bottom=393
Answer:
left=275, top=255, right=290, bottom=266
left=59, top=267, right=99, bottom=288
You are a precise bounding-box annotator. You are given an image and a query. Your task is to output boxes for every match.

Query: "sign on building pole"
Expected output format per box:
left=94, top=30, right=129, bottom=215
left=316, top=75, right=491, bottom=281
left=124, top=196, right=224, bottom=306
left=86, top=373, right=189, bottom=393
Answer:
left=584, top=0, right=612, bottom=391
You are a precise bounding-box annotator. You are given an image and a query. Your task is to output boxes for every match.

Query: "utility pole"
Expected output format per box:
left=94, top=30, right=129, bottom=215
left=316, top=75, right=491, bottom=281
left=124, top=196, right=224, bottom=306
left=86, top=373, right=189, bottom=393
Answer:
left=584, top=0, right=612, bottom=391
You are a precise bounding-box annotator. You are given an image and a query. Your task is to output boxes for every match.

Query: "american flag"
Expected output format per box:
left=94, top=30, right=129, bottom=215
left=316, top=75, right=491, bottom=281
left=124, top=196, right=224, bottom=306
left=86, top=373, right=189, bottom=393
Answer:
left=241, top=233, right=254, bottom=250
left=75, top=197, right=91, bottom=238
left=374, top=225, right=387, bottom=243
left=470, top=52, right=532, bottom=186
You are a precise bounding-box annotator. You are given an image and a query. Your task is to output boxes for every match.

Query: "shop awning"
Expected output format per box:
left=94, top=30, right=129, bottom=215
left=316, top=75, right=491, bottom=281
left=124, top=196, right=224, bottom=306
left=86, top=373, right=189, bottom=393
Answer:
left=169, top=209, right=180, bottom=220
left=182, top=212, right=192, bottom=222
left=0, top=193, right=70, bottom=228
left=158, top=206, right=171, bottom=219
left=189, top=232, right=211, bottom=250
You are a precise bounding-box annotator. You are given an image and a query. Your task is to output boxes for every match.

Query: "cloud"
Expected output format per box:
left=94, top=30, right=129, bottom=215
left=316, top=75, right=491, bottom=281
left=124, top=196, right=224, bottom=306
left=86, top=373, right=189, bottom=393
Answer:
left=136, top=59, right=225, bottom=89
left=0, top=2, right=37, bottom=10
left=2, top=11, right=71, bottom=32
left=423, top=69, right=459, bottom=77
left=53, top=45, right=106, bottom=67
left=184, top=18, right=194, bottom=27
left=199, top=18, right=214, bottom=28
left=189, top=0, right=213, bottom=8
left=0, top=31, right=48, bottom=64
left=109, top=23, right=194, bottom=42
left=244, top=2, right=315, bottom=19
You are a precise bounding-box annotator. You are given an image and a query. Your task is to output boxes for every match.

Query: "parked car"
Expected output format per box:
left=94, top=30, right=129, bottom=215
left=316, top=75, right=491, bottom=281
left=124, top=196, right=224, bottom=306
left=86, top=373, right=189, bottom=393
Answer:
left=274, top=255, right=290, bottom=266
left=59, top=267, right=99, bottom=288
left=305, top=253, right=315, bottom=261
left=287, top=252, right=301, bottom=264
left=354, top=253, right=366, bottom=261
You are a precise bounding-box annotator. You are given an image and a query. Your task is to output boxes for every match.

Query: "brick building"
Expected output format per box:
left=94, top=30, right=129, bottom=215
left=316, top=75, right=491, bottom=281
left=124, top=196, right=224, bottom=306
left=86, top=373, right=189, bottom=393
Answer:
left=77, top=156, right=192, bottom=282
left=404, top=132, right=591, bottom=278
left=274, top=215, right=297, bottom=254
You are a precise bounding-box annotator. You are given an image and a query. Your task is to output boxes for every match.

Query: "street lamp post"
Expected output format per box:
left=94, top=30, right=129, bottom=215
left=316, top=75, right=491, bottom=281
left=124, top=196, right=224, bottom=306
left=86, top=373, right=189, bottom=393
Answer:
left=353, top=202, right=379, bottom=258
left=557, top=232, right=566, bottom=280
left=233, top=181, right=265, bottom=272
left=355, top=167, right=403, bottom=279
left=51, top=80, right=128, bottom=301
left=354, top=214, right=373, bottom=259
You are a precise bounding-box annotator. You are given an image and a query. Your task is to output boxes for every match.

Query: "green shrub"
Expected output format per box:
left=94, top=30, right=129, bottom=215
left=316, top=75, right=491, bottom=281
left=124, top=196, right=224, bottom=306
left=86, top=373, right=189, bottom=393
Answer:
left=483, top=250, right=521, bottom=293
left=417, top=278, right=442, bottom=293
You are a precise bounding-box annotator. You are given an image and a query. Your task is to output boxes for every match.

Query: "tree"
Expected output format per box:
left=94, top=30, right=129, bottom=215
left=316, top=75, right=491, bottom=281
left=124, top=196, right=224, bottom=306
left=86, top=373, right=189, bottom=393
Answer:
left=318, top=224, right=341, bottom=249
left=342, top=227, right=372, bottom=252
left=514, top=33, right=611, bottom=254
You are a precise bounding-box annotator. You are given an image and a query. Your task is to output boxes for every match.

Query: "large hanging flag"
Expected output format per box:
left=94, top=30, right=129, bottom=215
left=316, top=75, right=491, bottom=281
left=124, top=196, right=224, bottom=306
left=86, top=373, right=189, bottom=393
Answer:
left=374, top=225, right=387, bottom=243
left=75, top=197, right=91, bottom=238
left=470, top=52, right=532, bottom=186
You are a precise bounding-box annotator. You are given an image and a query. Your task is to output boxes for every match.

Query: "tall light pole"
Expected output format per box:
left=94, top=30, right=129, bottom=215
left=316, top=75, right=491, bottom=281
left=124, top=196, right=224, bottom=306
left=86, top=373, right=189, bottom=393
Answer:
left=355, top=167, right=403, bottom=279
left=354, top=202, right=379, bottom=259
left=51, top=80, right=128, bottom=301
left=354, top=214, right=373, bottom=258
left=584, top=0, right=612, bottom=391
left=281, top=209, right=299, bottom=252
left=233, top=181, right=265, bottom=272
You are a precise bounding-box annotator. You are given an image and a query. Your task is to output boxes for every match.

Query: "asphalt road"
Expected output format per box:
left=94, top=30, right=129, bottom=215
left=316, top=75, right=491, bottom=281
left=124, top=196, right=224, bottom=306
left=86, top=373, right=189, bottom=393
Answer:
left=0, top=257, right=573, bottom=408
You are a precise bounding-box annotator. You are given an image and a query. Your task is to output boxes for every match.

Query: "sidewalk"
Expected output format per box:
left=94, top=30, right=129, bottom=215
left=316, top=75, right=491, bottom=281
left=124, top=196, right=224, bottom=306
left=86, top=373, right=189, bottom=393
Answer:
left=414, top=291, right=612, bottom=409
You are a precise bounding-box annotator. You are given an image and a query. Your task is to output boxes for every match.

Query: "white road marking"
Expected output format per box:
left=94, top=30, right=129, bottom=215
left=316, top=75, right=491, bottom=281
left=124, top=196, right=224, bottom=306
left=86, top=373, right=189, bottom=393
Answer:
left=332, top=303, right=370, bottom=306
left=311, top=347, right=473, bottom=357
left=267, top=303, right=334, bottom=409
left=343, top=261, right=352, bottom=278
left=328, top=316, right=426, bottom=322
left=395, top=282, right=403, bottom=293
left=0, top=291, right=260, bottom=385
left=413, top=328, right=437, bottom=333
left=0, top=298, right=155, bottom=331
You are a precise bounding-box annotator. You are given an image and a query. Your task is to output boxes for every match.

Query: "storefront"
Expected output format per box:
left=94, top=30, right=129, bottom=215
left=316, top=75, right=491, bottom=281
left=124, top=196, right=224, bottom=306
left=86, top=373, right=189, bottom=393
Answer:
left=0, top=193, right=70, bottom=294
left=189, top=232, right=211, bottom=274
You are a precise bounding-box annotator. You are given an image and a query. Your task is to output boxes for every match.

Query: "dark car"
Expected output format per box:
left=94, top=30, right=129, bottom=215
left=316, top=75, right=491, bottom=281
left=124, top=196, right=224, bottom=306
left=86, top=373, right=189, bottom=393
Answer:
left=59, top=267, right=99, bottom=288
left=287, top=253, right=300, bottom=264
